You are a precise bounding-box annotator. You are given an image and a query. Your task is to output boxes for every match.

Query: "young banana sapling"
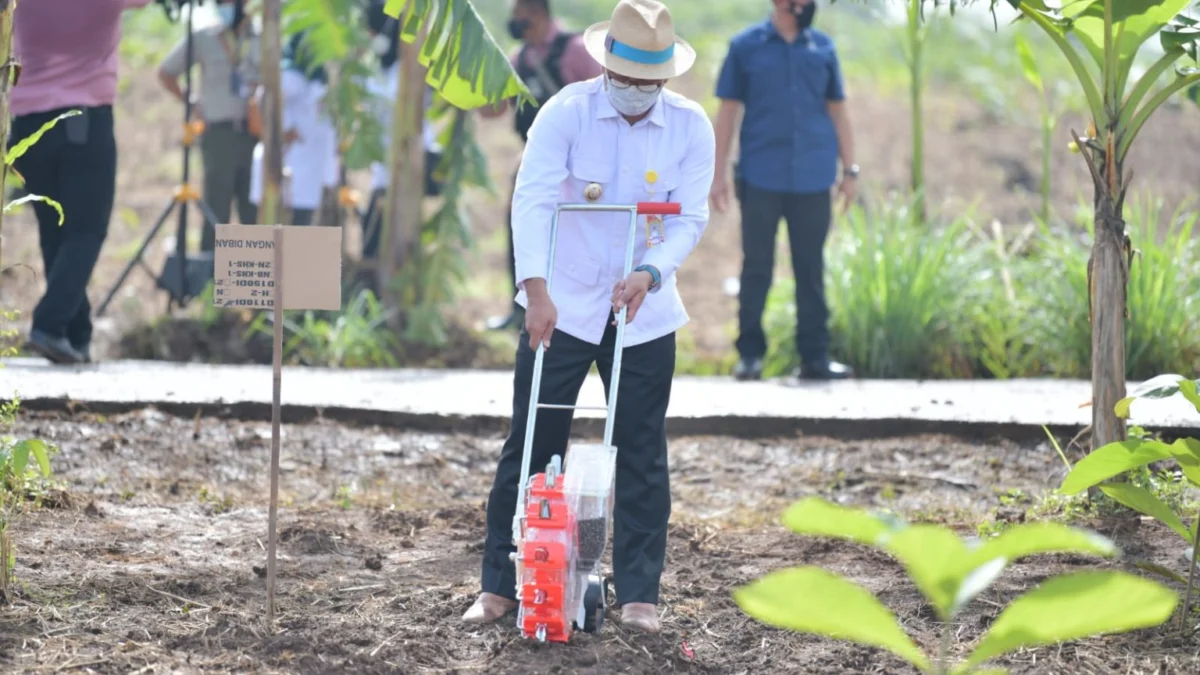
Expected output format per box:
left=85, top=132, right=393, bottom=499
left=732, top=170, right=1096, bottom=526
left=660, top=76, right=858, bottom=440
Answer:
left=734, top=497, right=1177, bottom=674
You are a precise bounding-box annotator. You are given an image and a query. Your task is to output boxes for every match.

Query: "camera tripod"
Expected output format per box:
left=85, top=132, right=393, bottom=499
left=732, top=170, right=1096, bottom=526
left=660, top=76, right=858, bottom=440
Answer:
left=96, top=0, right=222, bottom=317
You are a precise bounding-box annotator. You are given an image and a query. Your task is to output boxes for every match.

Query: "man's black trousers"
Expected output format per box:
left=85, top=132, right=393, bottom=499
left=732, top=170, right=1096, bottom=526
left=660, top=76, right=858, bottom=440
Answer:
left=12, top=105, right=118, bottom=352
left=734, top=181, right=833, bottom=365
left=481, top=317, right=675, bottom=606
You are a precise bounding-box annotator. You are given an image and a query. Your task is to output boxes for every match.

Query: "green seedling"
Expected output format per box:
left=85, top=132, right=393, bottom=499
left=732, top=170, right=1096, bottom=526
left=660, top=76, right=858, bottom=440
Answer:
left=1058, top=373, right=1200, bottom=627
left=1, top=421, right=56, bottom=602
left=1, top=78, right=64, bottom=600
left=734, top=497, right=1177, bottom=674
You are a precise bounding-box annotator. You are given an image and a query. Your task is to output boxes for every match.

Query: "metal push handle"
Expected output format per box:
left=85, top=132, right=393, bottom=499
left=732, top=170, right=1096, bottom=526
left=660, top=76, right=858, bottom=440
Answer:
left=511, top=201, right=682, bottom=548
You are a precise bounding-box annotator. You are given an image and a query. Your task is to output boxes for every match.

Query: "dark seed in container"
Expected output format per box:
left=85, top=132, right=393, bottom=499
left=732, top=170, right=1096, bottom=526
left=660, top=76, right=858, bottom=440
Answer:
left=576, top=518, right=607, bottom=567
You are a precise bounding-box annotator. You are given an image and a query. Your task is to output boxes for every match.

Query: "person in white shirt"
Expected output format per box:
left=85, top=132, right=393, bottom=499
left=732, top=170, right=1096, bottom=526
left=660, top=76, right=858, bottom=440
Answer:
left=462, top=0, right=715, bottom=635
left=248, top=31, right=338, bottom=225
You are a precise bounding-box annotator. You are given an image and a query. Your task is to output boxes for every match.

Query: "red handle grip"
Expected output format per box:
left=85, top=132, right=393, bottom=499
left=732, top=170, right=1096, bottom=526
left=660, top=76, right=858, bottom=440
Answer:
left=636, top=201, right=681, bottom=216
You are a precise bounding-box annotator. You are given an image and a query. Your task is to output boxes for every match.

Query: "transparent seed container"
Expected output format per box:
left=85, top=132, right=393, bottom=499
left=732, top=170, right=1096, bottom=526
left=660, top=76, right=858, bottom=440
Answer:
left=563, top=443, right=617, bottom=575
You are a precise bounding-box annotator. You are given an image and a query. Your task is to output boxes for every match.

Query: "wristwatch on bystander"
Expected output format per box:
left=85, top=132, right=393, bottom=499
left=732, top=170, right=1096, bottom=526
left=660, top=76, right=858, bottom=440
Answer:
left=843, top=163, right=860, bottom=179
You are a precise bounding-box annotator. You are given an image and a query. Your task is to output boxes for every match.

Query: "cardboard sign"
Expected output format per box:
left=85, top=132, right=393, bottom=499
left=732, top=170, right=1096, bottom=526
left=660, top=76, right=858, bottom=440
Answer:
left=212, top=224, right=343, bottom=311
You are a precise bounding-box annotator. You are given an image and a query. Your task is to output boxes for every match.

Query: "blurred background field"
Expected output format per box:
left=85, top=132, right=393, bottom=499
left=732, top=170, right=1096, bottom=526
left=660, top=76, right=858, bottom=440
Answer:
left=1, top=0, right=1197, bottom=380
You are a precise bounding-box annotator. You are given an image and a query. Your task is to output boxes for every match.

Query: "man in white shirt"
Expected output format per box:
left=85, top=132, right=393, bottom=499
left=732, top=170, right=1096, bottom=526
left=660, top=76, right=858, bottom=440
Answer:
left=462, top=0, right=715, bottom=635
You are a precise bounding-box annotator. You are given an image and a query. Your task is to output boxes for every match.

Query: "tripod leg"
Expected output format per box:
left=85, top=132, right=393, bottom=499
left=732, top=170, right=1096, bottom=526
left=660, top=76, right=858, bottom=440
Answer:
left=172, top=199, right=189, bottom=310
left=194, top=197, right=222, bottom=232
left=95, top=200, right=177, bottom=317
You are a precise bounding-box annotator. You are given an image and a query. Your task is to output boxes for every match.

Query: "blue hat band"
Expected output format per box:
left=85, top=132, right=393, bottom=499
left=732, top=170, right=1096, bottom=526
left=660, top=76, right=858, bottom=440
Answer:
left=605, top=34, right=674, bottom=65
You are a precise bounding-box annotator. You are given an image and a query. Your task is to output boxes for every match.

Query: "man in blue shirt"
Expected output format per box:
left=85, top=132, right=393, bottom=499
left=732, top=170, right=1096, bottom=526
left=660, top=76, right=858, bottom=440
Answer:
left=711, top=0, right=859, bottom=381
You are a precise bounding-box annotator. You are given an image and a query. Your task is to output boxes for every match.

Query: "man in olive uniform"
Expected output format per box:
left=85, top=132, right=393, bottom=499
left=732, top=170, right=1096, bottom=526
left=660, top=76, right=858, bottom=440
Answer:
left=481, top=0, right=603, bottom=332
left=158, top=0, right=261, bottom=252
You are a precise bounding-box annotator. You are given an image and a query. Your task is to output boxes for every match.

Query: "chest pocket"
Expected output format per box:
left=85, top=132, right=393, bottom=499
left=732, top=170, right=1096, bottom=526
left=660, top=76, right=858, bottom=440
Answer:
left=743, top=41, right=832, bottom=109
left=567, top=155, right=616, bottom=202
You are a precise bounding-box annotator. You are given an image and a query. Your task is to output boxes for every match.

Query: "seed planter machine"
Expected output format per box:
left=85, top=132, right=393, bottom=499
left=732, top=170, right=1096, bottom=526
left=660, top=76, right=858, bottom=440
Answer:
left=509, top=200, right=682, bottom=643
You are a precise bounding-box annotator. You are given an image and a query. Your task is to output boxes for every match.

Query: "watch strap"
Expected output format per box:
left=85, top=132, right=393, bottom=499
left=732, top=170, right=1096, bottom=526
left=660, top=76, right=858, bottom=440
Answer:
left=634, top=264, right=661, bottom=291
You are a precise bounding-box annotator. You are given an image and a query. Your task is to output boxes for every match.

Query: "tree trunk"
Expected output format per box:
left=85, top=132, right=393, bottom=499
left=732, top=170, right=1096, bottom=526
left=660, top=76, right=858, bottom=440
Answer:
left=0, top=1, right=14, bottom=603
left=907, top=0, right=925, bottom=220
left=1089, top=188, right=1129, bottom=449
left=0, top=0, right=17, bottom=270
left=258, top=0, right=285, bottom=226
left=378, top=20, right=428, bottom=313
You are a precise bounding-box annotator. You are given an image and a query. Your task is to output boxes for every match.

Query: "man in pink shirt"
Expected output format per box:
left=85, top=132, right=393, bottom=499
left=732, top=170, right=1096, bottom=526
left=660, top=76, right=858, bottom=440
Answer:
left=11, top=0, right=153, bottom=364
left=483, top=0, right=603, bottom=332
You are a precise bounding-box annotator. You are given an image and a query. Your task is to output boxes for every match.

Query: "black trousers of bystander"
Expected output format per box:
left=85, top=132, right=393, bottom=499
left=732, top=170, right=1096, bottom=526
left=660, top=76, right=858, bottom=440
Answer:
left=12, top=105, right=118, bottom=359
left=734, top=180, right=834, bottom=366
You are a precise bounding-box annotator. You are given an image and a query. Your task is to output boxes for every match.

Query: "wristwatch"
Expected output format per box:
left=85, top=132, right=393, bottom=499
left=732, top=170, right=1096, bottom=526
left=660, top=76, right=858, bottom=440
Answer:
left=844, top=163, right=860, bottom=179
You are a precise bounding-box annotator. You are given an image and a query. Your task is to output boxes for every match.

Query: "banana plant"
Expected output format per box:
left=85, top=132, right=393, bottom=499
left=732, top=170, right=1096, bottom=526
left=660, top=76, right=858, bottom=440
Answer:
left=268, top=0, right=528, bottom=344
left=390, top=99, right=490, bottom=345
left=377, top=0, right=532, bottom=336
left=996, top=0, right=1200, bottom=451
left=735, top=497, right=1178, bottom=674
left=280, top=0, right=389, bottom=173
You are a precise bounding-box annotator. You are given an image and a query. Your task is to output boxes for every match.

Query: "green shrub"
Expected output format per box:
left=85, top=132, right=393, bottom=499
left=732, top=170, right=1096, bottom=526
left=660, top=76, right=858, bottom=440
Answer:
left=1026, top=196, right=1200, bottom=380
left=763, top=197, right=995, bottom=379
left=760, top=192, right=1200, bottom=381
left=247, top=288, right=402, bottom=368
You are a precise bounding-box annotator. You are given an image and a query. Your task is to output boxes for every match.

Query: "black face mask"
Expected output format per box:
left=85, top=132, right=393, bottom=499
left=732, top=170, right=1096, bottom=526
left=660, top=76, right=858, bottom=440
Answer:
left=507, top=18, right=531, bottom=40
left=791, top=1, right=816, bottom=30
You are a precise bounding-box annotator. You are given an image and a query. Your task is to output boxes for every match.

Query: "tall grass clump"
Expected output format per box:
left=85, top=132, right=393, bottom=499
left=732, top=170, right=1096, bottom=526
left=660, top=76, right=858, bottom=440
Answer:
left=763, top=197, right=996, bottom=379
left=960, top=219, right=1044, bottom=379
left=1027, top=195, right=1200, bottom=380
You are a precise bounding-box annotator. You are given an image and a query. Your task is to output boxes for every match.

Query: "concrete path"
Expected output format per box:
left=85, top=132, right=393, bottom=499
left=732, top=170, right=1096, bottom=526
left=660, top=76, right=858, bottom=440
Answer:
left=4, top=357, right=1198, bottom=439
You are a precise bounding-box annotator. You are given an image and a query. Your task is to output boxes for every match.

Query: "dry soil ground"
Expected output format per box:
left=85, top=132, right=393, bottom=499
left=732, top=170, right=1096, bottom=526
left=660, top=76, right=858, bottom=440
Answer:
left=1, top=408, right=1198, bottom=674
left=2, top=62, right=1199, bottom=367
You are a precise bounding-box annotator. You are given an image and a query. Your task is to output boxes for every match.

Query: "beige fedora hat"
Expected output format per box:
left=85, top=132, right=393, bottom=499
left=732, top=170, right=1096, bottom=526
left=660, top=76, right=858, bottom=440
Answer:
left=582, top=0, right=696, bottom=81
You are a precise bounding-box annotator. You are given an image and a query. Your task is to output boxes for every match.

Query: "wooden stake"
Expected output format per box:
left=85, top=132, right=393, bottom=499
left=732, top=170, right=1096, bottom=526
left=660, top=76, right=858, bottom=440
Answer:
left=266, top=223, right=284, bottom=626
left=0, top=0, right=19, bottom=269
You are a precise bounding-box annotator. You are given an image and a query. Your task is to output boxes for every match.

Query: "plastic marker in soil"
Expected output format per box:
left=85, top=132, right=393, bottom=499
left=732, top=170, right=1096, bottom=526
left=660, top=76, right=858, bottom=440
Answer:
left=212, top=222, right=341, bottom=625
left=511, top=200, right=682, bottom=643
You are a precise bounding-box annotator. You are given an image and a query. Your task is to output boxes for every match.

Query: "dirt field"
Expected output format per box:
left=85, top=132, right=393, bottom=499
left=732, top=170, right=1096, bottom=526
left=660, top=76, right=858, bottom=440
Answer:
left=2, top=61, right=1199, bottom=367
left=1, top=408, right=1197, bottom=673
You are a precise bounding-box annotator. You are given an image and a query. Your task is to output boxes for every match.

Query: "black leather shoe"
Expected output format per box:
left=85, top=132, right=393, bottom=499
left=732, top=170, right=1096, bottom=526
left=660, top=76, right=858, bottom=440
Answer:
left=796, top=360, right=855, bottom=380
left=72, top=342, right=93, bottom=364
left=733, top=357, right=763, bottom=381
left=25, top=329, right=86, bottom=365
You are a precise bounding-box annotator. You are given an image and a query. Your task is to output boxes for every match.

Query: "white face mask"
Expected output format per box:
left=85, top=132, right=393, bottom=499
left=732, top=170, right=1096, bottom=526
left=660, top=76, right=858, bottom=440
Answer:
left=604, top=73, right=662, bottom=117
